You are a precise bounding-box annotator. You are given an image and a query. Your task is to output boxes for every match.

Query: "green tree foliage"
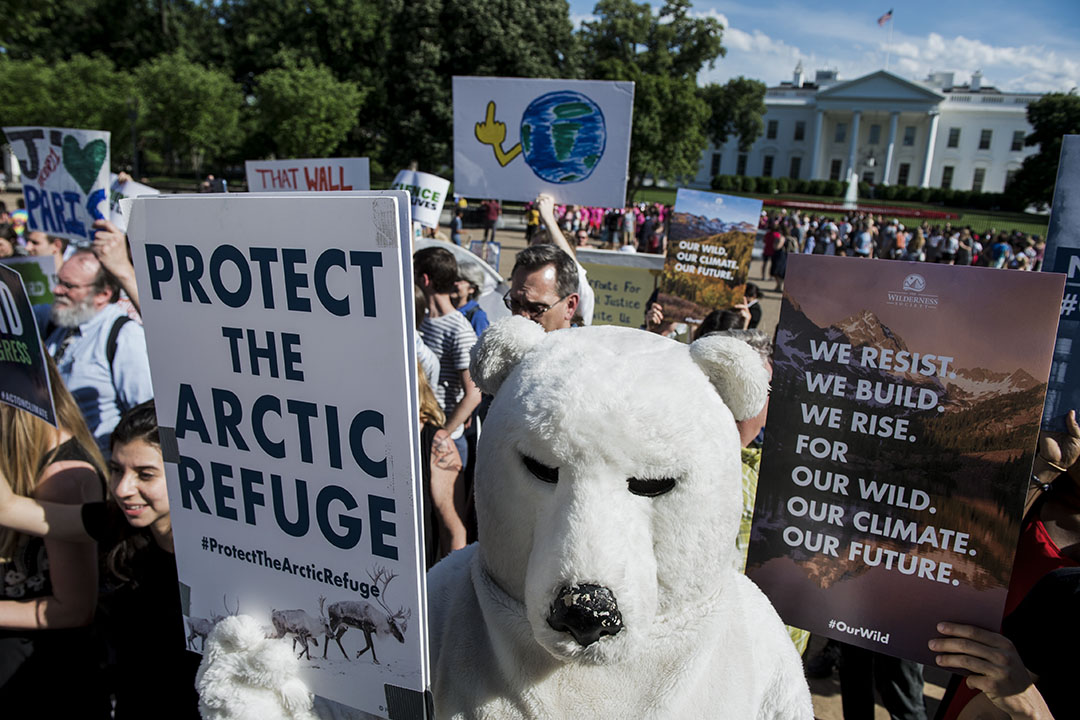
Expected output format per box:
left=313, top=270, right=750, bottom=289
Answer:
left=1008, top=90, right=1080, bottom=208
left=580, top=0, right=725, bottom=197
left=700, top=76, right=767, bottom=151
left=253, top=60, right=366, bottom=158
left=0, top=55, right=135, bottom=161
left=134, top=53, right=243, bottom=173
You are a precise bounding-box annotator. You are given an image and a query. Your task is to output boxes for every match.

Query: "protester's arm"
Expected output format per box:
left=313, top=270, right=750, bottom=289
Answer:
left=0, top=465, right=93, bottom=541
left=930, top=623, right=1054, bottom=720
left=429, top=428, right=467, bottom=553
left=645, top=302, right=665, bottom=334
left=535, top=193, right=575, bottom=258
left=1027, top=409, right=1080, bottom=516
left=113, top=322, right=155, bottom=412
left=92, top=219, right=139, bottom=314
left=444, top=368, right=482, bottom=436
left=0, top=461, right=100, bottom=629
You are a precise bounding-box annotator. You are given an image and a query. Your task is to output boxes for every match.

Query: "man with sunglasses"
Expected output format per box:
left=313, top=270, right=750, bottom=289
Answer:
left=504, top=244, right=582, bottom=333
left=42, top=249, right=153, bottom=454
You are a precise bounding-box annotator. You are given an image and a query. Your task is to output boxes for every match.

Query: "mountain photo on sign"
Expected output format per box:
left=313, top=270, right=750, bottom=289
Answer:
left=474, top=91, right=606, bottom=184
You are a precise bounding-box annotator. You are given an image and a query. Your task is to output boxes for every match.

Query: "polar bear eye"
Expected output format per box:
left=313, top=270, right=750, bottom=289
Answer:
left=521, top=454, right=559, bottom=484
left=627, top=477, right=676, bottom=497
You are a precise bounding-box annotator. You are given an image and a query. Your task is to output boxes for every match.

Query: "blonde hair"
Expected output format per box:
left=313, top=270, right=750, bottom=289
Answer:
left=0, top=355, right=106, bottom=560
left=418, top=365, right=445, bottom=427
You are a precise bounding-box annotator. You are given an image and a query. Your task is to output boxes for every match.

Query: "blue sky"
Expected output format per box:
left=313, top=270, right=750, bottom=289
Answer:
left=568, top=0, right=1080, bottom=92
left=675, top=188, right=762, bottom=223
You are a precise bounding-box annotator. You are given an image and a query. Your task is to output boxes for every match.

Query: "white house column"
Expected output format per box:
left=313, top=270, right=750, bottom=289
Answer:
left=882, top=111, right=899, bottom=184
left=846, top=110, right=862, bottom=177
left=920, top=110, right=940, bottom=188
left=809, top=110, right=824, bottom=179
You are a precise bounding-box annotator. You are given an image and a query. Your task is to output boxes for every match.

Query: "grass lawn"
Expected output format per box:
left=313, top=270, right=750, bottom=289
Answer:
left=632, top=187, right=1050, bottom=237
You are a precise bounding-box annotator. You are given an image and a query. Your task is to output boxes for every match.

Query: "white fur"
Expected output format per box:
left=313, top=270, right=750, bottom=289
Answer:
left=197, top=615, right=317, bottom=720
left=429, top=322, right=812, bottom=719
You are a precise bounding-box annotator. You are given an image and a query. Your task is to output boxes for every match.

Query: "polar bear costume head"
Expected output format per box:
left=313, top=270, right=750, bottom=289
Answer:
left=469, top=317, right=769, bottom=665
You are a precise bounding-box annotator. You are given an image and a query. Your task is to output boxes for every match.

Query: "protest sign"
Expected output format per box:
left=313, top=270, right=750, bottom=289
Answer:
left=391, top=170, right=450, bottom=228
left=126, top=192, right=426, bottom=716
left=1, top=255, right=55, bottom=305
left=2, top=126, right=111, bottom=246
left=1040, top=134, right=1080, bottom=432
left=746, top=255, right=1063, bottom=664
left=577, top=248, right=662, bottom=328
left=656, top=189, right=760, bottom=326
left=244, top=158, right=371, bottom=193
left=453, top=76, right=634, bottom=207
left=108, top=173, right=160, bottom=232
left=0, top=264, right=56, bottom=426
left=468, top=240, right=501, bottom=274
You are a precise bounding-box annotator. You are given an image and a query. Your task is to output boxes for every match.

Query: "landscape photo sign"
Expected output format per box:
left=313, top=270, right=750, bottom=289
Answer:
left=1, top=255, right=56, bottom=306
left=126, top=192, right=426, bottom=716
left=3, top=126, right=111, bottom=247
left=0, top=265, right=56, bottom=426
left=657, top=189, right=761, bottom=326
left=746, top=255, right=1063, bottom=664
left=244, top=158, right=371, bottom=193
left=108, top=173, right=160, bottom=232
left=1040, top=134, right=1080, bottom=432
left=453, top=76, right=634, bottom=207
left=577, top=248, right=663, bottom=328
left=391, top=169, right=450, bottom=229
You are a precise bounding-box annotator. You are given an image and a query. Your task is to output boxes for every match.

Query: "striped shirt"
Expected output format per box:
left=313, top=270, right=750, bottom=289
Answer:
left=419, top=311, right=477, bottom=416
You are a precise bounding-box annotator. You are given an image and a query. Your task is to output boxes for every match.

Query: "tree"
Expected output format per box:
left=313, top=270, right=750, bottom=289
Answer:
left=134, top=52, right=243, bottom=173
left=1008, top=90, right=1080, bottom=209
left=253, top=61, right=366, bottom=158
left=701, top=76, right=767, bottom=152
left=579, top=0, right=725, bottom=197
left=0, top=55, right=135, bottom=163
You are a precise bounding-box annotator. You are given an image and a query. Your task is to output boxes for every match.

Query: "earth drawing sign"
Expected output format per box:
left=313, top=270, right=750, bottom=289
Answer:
left=746, top=255, right=1064, bottom=665
left=3, top=126, right=111, bottom=247
left=125, top=192, right=428, bottom=717
left=453, top=76, right=634, bottom=208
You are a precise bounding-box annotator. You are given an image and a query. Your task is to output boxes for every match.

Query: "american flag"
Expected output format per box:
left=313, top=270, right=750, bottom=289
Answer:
left=877, top=9, right=893, bottom=26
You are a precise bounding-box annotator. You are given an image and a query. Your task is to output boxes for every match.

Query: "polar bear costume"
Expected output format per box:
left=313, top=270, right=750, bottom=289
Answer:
left=427, top=318, right=813, bottom=719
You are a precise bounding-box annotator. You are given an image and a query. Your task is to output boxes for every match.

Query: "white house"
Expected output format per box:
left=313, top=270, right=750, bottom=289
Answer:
left=692, top=65, right=1041, bottom=193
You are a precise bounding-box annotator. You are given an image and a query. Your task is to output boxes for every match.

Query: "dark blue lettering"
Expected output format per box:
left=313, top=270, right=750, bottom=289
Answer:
left=178, top=454, right=211, bottom=513
left=210, top=461, right=238, bottom=520
left=175, top=383, right=210, bottom=443
left=349, top=251, right=383, bottom=317
left=221, top=327, right=244, bottom=373
left=210, top=245, right=252, bottom=308
left=281, top=248, right=310, bottom=312
left=368, top=495, right=398, bottom=560
left=248, top=247, right=279, bottom=308
left=271, top=475, right=309, bottom=537
left=282, top=333, right=303, bottom=381
left=317, top=484, right=363, bottom=550
left=252, top=395, right=285, bottom=458
left=349, top=410, right=387, bottom=478
left=286, top=399, right=317, bottom=464
left=239, top=467, right=265, bottom=525
left=176, top=245, right=211, bottom=304
left=211, top=387, right=249, bottom=450
left=145, top=244, right=174, bottom=300
left=314, top=249, right=349, bottom=316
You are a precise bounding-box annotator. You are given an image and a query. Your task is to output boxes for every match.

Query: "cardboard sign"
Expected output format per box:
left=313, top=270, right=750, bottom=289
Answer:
left=108, top=173, right=160, bottom=232
left=746, top=255, right=1064, bottom=664
left=244, top=158, right=371, bottom=193
left=657, top=189, right=761, bottom=326
left=1040, top=134, right=1080, bottom=432
left=3, top=126, right=111, bottom=246
left=391, top=170, right=450, bottom=229
left=0, top=255, right=56, bottom=306
left=468, top=240, right=501, bottom=275
left=453, top=76, right=634, bottom=207
left=126, top=192, right=426, bottom=716
left=0, top=264, right=56, bottom=426
left=577, top=248, right=663, bottom=328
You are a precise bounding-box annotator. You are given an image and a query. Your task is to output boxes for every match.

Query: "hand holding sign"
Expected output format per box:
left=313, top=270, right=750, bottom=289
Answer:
left=1036, top=409, right=1080, bottom=473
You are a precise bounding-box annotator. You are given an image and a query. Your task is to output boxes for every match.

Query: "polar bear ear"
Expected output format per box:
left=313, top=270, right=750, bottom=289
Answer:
left=688, top=335, right=770, bottom=421
left=469, top=316, right=548, bottom=395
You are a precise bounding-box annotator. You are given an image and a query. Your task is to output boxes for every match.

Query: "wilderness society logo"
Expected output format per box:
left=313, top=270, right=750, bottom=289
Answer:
left=887, top=273, right=939, bottom=310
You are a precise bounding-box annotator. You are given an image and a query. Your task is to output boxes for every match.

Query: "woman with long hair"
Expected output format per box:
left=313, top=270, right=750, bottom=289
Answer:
left=0, top=356, right=108, bottom=716
left=0, top=399, right=200, bottom=718
left=419, top=366, right=467, bottom=568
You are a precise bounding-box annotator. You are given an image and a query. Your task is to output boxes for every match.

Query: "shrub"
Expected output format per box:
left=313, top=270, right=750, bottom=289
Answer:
left=776, top=177, right=791, bottom=194
left=824, top=180, right=844, bottom=197
left=759, top=177, right=778, bottom=194
left=740, top=175, right=758, bottom=193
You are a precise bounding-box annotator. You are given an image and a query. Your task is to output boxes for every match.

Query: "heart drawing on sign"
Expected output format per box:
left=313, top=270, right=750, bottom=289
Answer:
left=62, top=135, right=108, bottom=195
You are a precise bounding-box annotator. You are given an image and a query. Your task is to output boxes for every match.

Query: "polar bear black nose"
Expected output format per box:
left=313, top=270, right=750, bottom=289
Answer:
left=547, top=583, right=624, bottom=647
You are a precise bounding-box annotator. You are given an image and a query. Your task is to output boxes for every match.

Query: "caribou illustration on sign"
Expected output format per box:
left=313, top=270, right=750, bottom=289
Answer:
left=326, top=567, right=412, bottom=664
left=186, top=595, right=239, bottom=651
left=474, top=91, right=607, bottom=184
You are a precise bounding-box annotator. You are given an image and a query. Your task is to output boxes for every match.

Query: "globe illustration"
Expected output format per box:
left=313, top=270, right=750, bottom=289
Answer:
left=520, top=91, right=606, bottom=184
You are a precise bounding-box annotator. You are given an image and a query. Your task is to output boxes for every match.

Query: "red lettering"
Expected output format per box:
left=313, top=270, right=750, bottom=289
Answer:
left=304, top=167, right=319, bottom=191
left=288, top=168, right=299, bottom=189
left=328, top=165, right=340, bottom=191
left=255, top=168, right=271, bottom=189
left=338, top=166, right=352, bottom=191
left=318, top=166, right=328, bottom=191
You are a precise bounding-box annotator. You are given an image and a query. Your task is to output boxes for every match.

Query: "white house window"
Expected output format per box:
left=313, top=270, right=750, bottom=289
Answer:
left=789, top=156, right=802, bottom=179
left=941, top=166, right=954, bottom=189
left=897, top=163, right=911, bottom=186
left=711, top=153, right=722, bottom=177
left=736, top=154, right=748, bottom=176
left=794, top=121, right=806, bottom=141
left=830, top=159, right=842, bottom=180
left=762, top=155, right=775, bottom=177
left=947, top=128, right=961, bottom=148
left=973, top=168, right=986, bottom=193
left=767, top=120, right=778, bottom=140
left=869, top=124, right=881, bottom=144
left=834, top=123, right=847, bottom=143
left=979, top=129, right=992, bottom=150
left=1011, top=131, right=1025, bottom=152
left=902, top=126, right=916, bottom=146
left=1005, top=168, right=1018, bottom=187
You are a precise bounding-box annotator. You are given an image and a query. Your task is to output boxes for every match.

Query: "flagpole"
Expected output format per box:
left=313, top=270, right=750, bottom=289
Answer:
left=885, top=15, right=893, bottom=71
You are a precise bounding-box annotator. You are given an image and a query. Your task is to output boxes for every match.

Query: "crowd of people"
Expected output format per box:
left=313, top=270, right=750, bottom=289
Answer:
left=0, top=177, right=1073, bottom=720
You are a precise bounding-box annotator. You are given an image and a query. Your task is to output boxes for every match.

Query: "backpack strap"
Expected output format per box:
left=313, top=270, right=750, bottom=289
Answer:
left=106, top=315, right=132, bottom=373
